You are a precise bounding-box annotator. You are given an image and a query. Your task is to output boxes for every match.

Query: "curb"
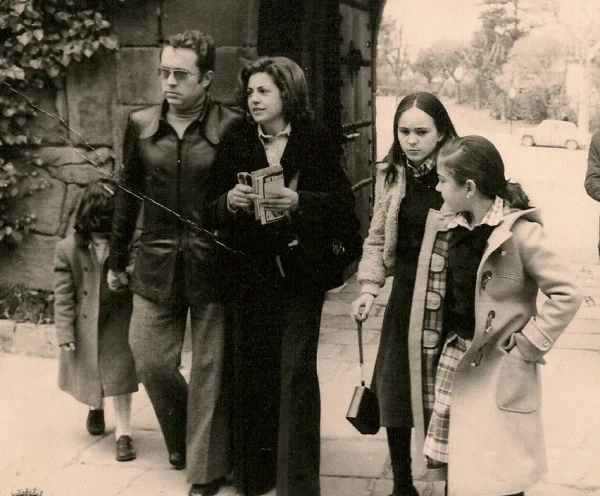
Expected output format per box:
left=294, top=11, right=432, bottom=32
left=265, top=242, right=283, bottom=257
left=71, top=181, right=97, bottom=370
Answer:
left=1, top=319, right=58, bottom=358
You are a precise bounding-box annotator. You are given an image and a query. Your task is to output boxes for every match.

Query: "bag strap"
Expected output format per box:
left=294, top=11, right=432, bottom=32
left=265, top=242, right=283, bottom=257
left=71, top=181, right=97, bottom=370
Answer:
left=357, top=321, right=367, bottom=387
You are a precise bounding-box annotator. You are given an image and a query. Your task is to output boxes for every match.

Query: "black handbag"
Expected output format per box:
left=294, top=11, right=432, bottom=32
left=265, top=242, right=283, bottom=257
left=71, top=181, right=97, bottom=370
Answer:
left=346, top=321, right=380, bottom=435
left=321, top=214, right=363, bottom=289
left=286, top=172, right=363, bottom=291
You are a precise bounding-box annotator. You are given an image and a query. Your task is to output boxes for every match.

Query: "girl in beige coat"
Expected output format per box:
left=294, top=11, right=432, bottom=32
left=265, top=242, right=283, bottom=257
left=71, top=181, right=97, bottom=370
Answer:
left=54, top=179, right=138, bottom=462
left=415, top=136, right=582, bottom=495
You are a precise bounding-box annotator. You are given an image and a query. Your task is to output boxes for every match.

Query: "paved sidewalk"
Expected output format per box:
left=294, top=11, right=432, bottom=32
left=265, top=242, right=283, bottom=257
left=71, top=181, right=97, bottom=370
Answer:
left=2, top=264, right=600, bottom=496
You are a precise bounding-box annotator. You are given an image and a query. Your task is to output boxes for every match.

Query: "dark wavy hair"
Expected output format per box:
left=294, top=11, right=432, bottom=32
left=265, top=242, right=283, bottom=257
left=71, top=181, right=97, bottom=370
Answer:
left=438, top=135, right=531, bottom=210
left=237, top=56, right=311, bottom=124
left=162, top=30, right=216, bottom=79
left=74, top=179, right=117, bottom=242
left=385, top=92, right=458, bottom=185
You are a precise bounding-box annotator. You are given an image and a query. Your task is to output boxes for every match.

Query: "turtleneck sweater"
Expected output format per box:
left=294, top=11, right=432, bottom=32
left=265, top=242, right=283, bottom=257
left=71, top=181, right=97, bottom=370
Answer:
left=166, top=96, right=206, bottom=139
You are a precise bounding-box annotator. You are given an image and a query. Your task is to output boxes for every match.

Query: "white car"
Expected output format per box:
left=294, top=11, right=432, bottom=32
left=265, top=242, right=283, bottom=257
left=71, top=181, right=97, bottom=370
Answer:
left=520, top=119, right=590, bottom=150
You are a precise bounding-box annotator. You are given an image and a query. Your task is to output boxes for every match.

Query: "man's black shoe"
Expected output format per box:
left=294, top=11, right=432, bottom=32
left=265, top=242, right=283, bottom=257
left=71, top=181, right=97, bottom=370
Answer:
left=390, top=488, right=419, bottom=496
left=169, top=451, right=186, bottom=470
left=86, top=409, right=105, bottom=436
left=116, top=435, right=136, bottom=462
left=188, top=477, right=226, bottom=496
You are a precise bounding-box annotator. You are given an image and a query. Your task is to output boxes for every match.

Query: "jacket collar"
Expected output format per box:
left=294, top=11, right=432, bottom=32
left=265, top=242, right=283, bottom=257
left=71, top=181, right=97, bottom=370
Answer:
left=139, top=95, right=221, bottom=145
left=426, top=204, right=541, bottom=266
left=482, top=206, right=540, bottom=260
left=74, top=231, right=89, bottom=249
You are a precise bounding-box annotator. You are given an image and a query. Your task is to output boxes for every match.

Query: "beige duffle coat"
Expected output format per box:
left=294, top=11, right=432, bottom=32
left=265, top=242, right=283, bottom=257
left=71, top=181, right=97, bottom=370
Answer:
left=54, top=233, right=138, bottom=408
left=409, top=206, right=582, bottom=495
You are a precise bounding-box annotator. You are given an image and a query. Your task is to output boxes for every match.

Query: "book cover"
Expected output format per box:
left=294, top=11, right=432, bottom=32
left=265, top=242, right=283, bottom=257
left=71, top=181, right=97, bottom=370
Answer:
left=250, top=165, right=285, bottom=225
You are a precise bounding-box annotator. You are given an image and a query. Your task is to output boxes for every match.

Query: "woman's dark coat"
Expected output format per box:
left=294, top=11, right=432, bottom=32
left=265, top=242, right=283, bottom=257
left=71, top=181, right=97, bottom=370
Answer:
left=204, top=117, right=357, bottom=291
left=204, top=116, right=356, bottom=496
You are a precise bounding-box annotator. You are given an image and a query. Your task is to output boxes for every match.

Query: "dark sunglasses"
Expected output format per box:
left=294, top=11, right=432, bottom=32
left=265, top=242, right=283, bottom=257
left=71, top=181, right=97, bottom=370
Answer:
left=157, top=67, right=200, bottom=83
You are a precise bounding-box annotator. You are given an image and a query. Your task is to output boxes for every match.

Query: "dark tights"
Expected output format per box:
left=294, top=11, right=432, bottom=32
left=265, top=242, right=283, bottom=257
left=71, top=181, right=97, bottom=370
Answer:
left=387, top=427, right=418, bottom=496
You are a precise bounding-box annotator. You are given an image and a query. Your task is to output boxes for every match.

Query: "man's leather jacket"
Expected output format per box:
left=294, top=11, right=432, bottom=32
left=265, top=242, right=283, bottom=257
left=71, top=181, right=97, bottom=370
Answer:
left=109, top=97, right=242, bottom=303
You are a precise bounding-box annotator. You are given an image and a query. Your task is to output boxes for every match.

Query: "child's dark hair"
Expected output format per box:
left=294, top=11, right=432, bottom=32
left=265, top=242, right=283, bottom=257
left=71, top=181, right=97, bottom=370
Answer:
left=385, top=92, right=459, bottom=185
left=438, top=135, right=531, bottom=210
left=74, top=179, right=117, bottom=242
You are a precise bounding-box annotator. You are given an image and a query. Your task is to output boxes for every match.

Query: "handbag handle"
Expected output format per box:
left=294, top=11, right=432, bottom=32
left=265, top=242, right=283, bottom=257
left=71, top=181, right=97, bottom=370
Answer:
left=357, top=321, right=367, bottom=387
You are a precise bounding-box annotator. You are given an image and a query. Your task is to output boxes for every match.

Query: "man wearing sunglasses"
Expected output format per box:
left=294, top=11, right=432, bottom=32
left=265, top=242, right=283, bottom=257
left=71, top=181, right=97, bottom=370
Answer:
left=108, top=30, right=241, bottom=496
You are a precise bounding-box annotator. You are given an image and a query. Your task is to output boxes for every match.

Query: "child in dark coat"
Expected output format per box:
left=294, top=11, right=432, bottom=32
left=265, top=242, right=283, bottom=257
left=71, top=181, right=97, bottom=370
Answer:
left=54, top=178, right=138, bottom=462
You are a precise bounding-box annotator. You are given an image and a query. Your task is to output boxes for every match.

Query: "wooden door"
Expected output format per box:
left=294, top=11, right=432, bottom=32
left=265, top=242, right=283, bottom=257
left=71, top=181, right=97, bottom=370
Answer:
left=338, top=0, right=377, bottom=237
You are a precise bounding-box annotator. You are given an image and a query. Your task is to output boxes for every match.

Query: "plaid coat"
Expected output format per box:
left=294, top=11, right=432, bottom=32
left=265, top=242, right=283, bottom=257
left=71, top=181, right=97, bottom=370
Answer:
left=409, top=206, right=582, bottom=496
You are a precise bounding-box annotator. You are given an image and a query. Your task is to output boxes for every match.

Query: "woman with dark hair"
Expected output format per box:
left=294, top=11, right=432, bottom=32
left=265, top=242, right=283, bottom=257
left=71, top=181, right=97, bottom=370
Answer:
left=351, top=92, right=458, bottom=495
left=204, top=56, right=358, bottom=496
left=54, top=178, right=138, bottom=463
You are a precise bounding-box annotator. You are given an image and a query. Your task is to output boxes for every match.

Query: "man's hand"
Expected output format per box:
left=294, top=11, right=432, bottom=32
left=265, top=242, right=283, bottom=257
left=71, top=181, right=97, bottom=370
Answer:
left=107, top=269, right=129, bottom=292
left=259, top=187, right=299, bottom=213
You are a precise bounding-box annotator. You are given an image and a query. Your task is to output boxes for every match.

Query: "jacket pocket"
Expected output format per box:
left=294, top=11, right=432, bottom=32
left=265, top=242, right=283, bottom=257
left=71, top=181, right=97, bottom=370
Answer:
left=496, top=353, right=540, bottom=413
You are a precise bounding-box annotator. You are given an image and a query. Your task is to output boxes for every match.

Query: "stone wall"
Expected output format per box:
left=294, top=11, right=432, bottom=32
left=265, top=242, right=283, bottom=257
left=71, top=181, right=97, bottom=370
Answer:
left=2, top=0, right=260, bottom=292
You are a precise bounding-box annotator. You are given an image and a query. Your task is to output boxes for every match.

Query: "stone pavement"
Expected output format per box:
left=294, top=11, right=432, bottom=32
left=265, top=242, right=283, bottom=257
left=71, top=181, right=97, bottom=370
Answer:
left=2, top=264, right=600, bottom=496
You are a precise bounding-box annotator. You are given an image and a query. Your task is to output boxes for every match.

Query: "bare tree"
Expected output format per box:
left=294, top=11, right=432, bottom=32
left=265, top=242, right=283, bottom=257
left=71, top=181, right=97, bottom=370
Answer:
left=531, top=0, right=600, bottom=133
left=466, top=0, right=527, bottom=108
left=377, top=15, right=410, bottom=94
left=499, top=26, right=568, bottom=116
left=413, top=39, right=468, bottom=87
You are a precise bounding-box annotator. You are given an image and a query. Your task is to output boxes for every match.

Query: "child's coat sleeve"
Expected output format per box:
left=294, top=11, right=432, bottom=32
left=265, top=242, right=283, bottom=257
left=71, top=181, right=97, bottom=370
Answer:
left=513, top=221, right=583, bottom=362
left=53, top=243, right=76, bottom=346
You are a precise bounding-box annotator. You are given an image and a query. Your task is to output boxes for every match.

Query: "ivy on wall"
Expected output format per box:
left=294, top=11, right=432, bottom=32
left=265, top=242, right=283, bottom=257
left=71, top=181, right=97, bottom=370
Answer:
left=0, top=0, right=122, bottom=247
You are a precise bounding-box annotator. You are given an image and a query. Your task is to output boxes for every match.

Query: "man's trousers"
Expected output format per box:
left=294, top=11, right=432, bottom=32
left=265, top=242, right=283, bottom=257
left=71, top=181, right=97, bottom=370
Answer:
left=129, top=293, right=229, bottom=484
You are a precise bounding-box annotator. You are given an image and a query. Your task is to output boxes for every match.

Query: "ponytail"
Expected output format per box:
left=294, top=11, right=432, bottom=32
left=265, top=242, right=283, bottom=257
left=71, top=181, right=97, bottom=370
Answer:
left=502, top=180, right=531, bottom=210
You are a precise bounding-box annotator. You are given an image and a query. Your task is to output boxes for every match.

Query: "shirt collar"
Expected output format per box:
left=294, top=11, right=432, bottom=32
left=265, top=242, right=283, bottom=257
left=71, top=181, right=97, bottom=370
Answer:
left=406, top=156, right=436, bottom=177
left=258, top=123, right=291, bottom=142
left=447, top=196, right=508, bottom=230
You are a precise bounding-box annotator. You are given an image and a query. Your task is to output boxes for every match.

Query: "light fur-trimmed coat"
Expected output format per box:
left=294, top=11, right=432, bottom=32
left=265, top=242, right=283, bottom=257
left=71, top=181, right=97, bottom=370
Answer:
left=357, top=162, right=406, bottom=295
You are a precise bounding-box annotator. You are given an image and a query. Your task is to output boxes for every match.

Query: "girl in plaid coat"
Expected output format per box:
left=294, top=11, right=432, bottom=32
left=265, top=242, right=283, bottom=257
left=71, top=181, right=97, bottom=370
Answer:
left=416, top=136, right=582, bottom=495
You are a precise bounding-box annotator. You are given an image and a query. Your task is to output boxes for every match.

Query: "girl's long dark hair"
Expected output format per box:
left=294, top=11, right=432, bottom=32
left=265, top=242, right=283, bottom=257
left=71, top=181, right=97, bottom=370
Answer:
left=438, top=135, right=531, bottom=210
left=385, top=92, right=458, bottom=185
left=74, top=178, right=117, bottom=243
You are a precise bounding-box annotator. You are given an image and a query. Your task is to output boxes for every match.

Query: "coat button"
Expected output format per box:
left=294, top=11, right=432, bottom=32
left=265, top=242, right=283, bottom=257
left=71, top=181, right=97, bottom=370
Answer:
left=485, top=310, right=495, bottom=332
left=83, top=291, right=88, bottom=296
left=543, top=339, right=550, bottom=347
left=481, top=271, right=492, bottom=289
left=83, top=266, right=89, bottom=272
